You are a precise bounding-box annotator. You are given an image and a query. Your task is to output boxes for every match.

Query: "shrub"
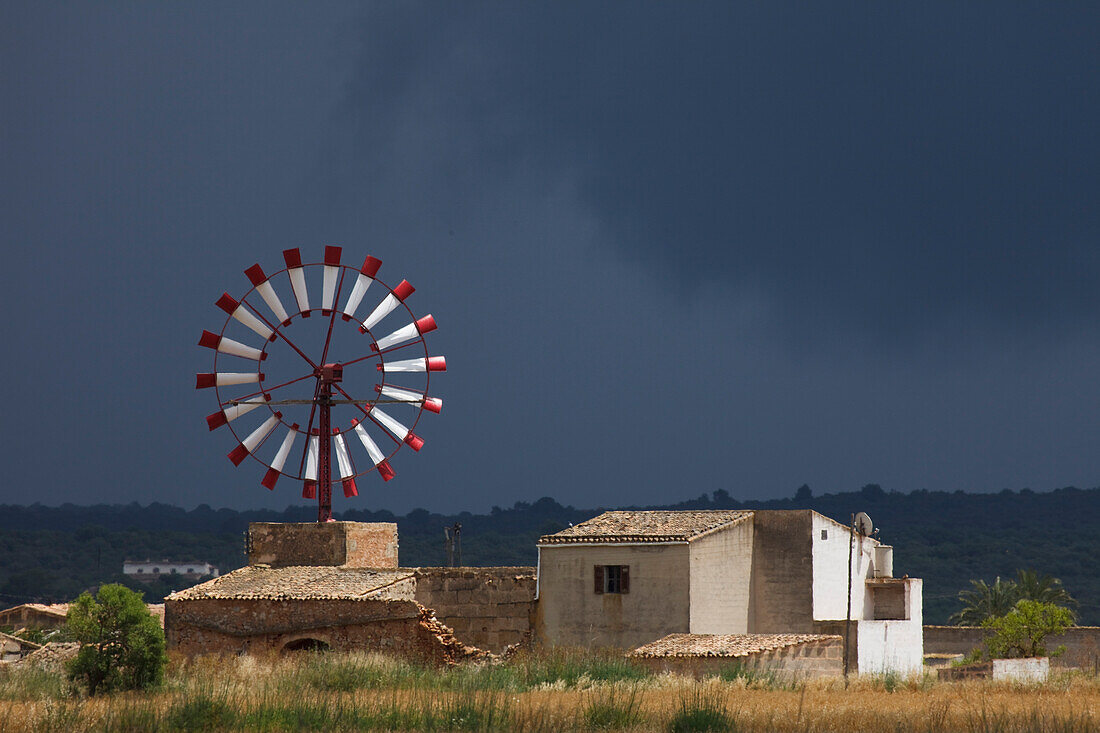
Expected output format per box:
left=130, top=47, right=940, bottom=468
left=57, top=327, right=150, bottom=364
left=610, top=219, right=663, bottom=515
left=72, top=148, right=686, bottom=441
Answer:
left=668, top=687, right=735, bottom=732
left=583, top=687, right=642, bottom=729
left=982, top=599, right=1074, bottom=659
left=66, top=584, right=167, bottom=695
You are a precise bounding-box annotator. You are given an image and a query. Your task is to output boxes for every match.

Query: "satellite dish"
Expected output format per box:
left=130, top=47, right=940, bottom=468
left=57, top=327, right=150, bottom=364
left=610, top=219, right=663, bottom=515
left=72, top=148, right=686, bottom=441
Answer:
left=854, top=512, right=873, bottom=536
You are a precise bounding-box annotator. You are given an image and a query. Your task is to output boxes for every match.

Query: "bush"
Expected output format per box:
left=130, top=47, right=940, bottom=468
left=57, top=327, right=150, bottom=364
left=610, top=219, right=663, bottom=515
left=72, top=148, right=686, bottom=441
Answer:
left=982, top=599, right=1074, bottom=659
left=583, top=687, right=642, bottom=729
left=668, top=687, right=736, bottom=732
left=66, top=584, right=167, bottom=695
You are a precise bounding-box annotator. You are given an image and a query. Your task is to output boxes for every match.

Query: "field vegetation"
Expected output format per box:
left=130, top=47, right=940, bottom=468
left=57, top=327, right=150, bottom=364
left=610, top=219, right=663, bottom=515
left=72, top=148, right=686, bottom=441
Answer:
left=2, top=649, right=1098, bottom=732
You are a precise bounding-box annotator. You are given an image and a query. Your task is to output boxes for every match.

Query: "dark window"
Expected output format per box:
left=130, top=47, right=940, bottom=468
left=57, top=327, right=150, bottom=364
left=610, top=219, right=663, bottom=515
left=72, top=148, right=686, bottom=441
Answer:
left=595, top=565, right=630, bottom=594
left=821, top=529, right=828, bottom=540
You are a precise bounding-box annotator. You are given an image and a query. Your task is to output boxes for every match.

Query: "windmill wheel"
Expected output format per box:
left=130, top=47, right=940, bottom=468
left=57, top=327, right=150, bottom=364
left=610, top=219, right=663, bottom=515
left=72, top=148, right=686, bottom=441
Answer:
left=196, top=246, right=445, bottom=521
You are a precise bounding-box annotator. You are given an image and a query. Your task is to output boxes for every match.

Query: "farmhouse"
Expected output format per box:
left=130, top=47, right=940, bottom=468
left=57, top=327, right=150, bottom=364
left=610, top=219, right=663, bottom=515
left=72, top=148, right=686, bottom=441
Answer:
left=0, top=603, right=70, bottom=630
left=165, top=509, right=922, bottom=674
left=535, top=509, right=923, bottom=674
left=123, top=560, right=220, bottom=580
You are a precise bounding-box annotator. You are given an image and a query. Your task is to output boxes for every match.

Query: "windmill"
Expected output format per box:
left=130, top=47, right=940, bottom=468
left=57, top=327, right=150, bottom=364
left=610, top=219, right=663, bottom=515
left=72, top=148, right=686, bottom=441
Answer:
left=197, top=247, right=445, bottom=522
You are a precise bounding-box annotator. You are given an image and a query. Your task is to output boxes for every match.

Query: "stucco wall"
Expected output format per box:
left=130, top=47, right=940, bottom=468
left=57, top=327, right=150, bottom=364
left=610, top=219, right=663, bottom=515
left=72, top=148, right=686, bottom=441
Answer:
left=811, top=513, right=876, bottom=622
left=535, top=543, right=690, bottom=649
left=853, top=578, right=922, bottom=675
left=688, top=519, right=753, bottom=634
left=856, top=620, right=923, bottom=675
left=412, top=567, right=536, bottom=653
left=749, top=511, right=813, bottom=633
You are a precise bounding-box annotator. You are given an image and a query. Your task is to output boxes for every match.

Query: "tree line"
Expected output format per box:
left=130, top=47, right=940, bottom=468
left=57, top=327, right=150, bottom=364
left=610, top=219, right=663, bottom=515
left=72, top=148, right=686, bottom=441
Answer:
left=1, top=484, right=1097, bottom=625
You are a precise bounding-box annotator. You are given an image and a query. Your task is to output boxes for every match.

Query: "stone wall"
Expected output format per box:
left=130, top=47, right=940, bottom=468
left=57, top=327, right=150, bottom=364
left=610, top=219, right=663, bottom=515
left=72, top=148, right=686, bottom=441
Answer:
left=633, top=637, right=842, bottom=679
left=411, top=567, right=536, bottom=653
left=166, top=598, right=479, bottom=665
left=924, top=625, right=1100, bottom=669
left=248, top=522, right=398, bottom=568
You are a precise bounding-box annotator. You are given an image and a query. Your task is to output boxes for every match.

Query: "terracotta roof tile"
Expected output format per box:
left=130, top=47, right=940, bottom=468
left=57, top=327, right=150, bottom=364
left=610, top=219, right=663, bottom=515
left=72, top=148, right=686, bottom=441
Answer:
left=629, top=633, right=841, bottom=658
left=539, top=510, right=752, bottom=544
left=166, top=566, right=415, bottom=601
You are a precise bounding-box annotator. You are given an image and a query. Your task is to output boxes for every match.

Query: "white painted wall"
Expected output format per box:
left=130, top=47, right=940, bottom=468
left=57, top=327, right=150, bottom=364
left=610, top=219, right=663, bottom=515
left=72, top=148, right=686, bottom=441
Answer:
left=811, top=513, right=877, bottom=621
left=124, top=561, right=219, bottom=576
left=856, top=579, right=923, bottom=675
left=992, top=657, right=1049, bottom=682
left=856, top=619, right=923, bottom=675
left=688, top=518, right=753, bottom=633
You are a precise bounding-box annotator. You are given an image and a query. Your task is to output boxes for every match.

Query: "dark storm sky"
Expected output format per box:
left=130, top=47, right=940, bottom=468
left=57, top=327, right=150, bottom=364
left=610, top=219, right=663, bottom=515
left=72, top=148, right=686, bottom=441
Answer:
left=3, top=3, right=1099, bottom=514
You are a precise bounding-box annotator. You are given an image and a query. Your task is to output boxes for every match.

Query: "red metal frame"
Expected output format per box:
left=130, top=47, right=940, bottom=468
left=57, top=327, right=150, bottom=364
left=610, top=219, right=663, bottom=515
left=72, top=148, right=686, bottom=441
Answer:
left=202, top=250, right=439, bottom=523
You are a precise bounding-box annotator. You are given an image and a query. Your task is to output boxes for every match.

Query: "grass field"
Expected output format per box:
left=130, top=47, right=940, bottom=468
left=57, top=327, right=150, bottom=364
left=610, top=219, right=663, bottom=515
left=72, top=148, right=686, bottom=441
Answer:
left=1, top=650, right=1098, bottom=732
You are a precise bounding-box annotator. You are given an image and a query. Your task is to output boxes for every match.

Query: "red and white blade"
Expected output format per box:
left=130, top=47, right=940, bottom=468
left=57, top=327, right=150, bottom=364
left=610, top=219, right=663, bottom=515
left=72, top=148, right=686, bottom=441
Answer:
left=304, top=434, right=319, bottom=481
left=371, top=407, right=423, bottom=451
left=379, top=385, right=442, bottom=413
left=262, top=426, right=299, bottom=489
left=228, top=413, right=280, bottom=466
left=375, top=322, right=420, bottom=351
left=245, top=264, right=291, bottom=325
left=333, top=431, right=358, bottom=497
left=199, top=331, right=265, bottom=361
left=196, top=372, right=262, bottom=389
left=352, top=420, right=386, bottom=466
left=361, top=293, right=400, bottom=332
left=378, top=356, right=445, bottom=373
left=218, top=294, right=273, bottom=341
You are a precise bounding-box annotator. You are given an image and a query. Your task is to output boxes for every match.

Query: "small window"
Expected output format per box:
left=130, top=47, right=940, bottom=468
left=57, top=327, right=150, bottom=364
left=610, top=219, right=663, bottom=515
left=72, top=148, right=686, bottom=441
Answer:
left=594, top=565, right=630, bottom=594
left=821, top=529, right=828, bottom=540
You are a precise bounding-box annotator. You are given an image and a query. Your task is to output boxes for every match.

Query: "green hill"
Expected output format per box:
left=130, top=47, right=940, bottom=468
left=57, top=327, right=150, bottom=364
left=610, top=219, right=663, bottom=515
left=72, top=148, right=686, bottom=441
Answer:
left=1, top=484, right=1097, bottom=625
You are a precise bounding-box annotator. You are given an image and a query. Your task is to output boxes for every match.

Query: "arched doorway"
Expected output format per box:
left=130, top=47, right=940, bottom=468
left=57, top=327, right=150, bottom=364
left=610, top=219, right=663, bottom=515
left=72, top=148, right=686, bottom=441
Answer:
left=282, top=638, right=330, bottom=653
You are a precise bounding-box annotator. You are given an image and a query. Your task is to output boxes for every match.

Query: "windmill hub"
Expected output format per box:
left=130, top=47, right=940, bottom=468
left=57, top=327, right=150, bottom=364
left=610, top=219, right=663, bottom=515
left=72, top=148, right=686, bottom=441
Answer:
left=317, top=363, right=344, bottom=383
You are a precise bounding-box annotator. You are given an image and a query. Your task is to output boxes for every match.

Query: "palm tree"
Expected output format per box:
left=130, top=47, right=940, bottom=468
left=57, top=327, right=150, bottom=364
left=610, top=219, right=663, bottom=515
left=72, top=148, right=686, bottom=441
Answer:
left=1014, top=569, right=1078, bottom=620
left=950, top=577, right=1019, bottom=626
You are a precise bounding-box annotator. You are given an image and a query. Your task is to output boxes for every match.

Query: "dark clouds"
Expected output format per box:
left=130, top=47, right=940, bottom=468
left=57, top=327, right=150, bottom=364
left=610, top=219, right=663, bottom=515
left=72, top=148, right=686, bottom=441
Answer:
left=333, top=4, right=1100, bottom=341
left=2, top=3, right=1099, bottom=513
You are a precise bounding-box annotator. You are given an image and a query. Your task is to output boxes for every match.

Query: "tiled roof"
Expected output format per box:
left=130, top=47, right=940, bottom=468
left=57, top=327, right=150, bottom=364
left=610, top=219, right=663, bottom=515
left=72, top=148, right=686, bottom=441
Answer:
left=629, top=633, right=841, bottom=658
left=3, top=603, right=70, bottom=617
left=539, top=511, right=752, bottom=544
left=166, top=566, right=415, bottom=601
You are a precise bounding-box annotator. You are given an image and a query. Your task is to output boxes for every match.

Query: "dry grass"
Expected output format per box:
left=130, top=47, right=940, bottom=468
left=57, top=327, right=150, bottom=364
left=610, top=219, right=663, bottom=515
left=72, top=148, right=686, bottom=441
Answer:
left=1, top=652, right=1098, bottom=732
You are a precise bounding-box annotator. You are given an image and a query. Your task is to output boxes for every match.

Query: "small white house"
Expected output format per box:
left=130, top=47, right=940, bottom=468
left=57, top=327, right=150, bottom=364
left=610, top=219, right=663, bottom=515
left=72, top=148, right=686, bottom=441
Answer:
left=123, top=560, right=220, bottom=579
left=536, top=509, right=922, bottom=675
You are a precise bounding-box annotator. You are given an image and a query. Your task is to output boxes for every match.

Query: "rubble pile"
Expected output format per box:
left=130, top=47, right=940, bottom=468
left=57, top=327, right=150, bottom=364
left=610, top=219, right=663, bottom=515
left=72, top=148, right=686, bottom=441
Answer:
left=416, top=604, right=491, bottom=665
left=16, top=642, right=80, bottom=672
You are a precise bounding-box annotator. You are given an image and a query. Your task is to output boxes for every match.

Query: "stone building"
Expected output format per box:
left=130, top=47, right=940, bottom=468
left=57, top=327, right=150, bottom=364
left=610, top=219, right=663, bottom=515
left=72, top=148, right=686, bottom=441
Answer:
left=535, top=509, right=922, bottom=674
left=166, top=510, right=921, bottom=674
left=165, top=522, right=534, bottom=658
left=0, top=603, right=70, bottom=630
left=123, top=560, right=220, bottom=580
